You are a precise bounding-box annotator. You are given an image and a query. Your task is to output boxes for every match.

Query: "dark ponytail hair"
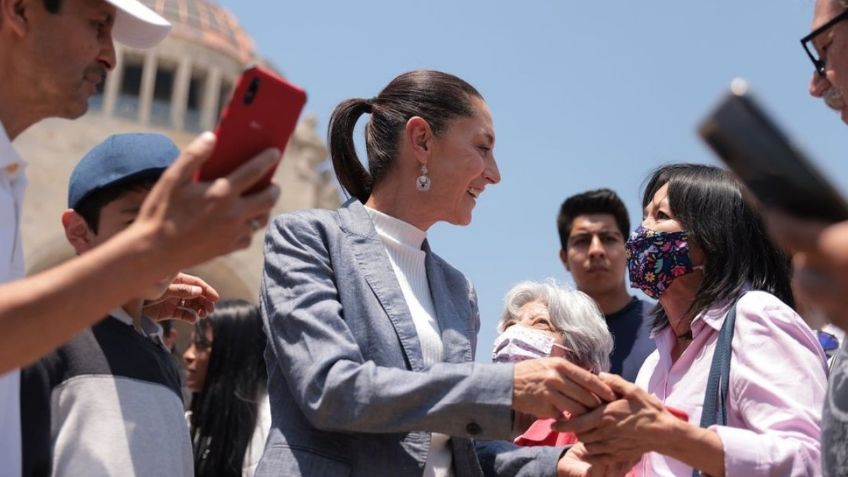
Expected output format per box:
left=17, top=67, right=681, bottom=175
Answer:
left=642, top=164, right=794, bottom=330
left=328, top=70, right=483, bottom=203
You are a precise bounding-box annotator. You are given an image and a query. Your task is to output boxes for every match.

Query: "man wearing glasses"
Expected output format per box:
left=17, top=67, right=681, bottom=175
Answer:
left=803, top=0, right=848, bottom=123
left=767, top=1, right=848, bottom=475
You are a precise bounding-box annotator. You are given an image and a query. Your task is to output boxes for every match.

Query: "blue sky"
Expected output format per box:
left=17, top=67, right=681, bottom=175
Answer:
left=219, top=0, right=848, bottom=360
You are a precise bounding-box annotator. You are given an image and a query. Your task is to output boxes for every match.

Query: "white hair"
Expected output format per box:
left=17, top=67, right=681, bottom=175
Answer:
left=497, top=280, right=613, bottom=373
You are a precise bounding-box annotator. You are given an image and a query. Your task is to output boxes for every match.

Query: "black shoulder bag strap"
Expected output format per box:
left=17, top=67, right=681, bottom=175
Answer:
left=691, top=301, right=738, bottom=477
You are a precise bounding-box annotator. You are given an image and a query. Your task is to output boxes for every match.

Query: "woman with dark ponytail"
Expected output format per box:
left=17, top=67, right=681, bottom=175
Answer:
left=256, top=70, right=617, bottom=476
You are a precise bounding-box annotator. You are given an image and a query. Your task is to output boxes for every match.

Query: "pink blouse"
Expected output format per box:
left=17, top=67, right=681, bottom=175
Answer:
left=634, top=291, right=828, bottom=476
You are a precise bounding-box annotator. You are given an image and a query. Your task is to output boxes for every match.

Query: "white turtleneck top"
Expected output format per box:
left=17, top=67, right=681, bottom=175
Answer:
left=365, top=207, right=452, bottom=477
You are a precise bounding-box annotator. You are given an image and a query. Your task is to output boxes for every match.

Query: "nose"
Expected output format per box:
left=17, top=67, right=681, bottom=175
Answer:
left=99, top=28, right=117, bottom=71
left=588, top=235, right=606, bottom=258
left=810, top=71, right=830, bottom=98
left=183, top=344, right=196, bottom=367
left=485, top=154, right=501, bottom=185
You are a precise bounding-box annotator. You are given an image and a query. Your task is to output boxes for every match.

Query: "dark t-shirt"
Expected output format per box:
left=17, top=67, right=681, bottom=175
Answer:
left=823, top=339, right=848, bottom=476
left=605, top=297, right=655, bottom=382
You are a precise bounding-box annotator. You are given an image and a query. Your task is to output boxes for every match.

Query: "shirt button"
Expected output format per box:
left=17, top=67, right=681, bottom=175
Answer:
left=465, top=422, right=482, bottom=435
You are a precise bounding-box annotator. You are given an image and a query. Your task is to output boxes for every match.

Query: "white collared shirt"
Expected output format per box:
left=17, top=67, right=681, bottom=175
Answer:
left=108, top=306, right=167, bottom=350
left=0, top=120, right=26, bottom=477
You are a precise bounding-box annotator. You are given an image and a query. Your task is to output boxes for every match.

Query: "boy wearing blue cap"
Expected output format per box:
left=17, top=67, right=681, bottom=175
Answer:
left=20, top=133, right=193, bottom=476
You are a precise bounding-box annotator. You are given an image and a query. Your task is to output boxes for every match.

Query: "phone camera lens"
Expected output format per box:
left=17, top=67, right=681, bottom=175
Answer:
left=244, top=77, right=260, bottom=105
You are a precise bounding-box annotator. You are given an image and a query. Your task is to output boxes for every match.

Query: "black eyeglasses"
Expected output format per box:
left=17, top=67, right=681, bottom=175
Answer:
left=802, top=9, right=848, bottom=76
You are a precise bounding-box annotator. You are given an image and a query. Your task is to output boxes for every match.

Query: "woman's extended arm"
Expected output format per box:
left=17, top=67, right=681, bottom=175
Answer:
left=559, top=375, right=726, bottom=476
left=261, top=211, right=516, bottom=438
left=262, top=211, right=613, bottom=439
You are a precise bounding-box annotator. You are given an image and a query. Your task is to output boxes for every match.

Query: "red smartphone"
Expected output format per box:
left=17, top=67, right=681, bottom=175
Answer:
left=194, top=65, right=307, bottom=194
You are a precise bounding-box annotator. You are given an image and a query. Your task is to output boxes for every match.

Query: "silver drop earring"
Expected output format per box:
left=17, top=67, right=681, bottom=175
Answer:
left=416, top=164, right=431, bottom=192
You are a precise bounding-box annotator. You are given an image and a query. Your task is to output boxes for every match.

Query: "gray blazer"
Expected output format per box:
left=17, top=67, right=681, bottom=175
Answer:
left=256, top=199, right=561, bottom=477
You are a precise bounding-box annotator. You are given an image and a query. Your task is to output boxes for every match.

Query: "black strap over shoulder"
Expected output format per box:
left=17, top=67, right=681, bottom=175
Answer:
left=692, top=300, right=738, bottom=477
left=700, top=301, right=738, bottom=428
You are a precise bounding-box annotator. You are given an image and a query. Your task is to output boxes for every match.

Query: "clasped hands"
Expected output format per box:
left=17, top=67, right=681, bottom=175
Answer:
left=513, top=358, right=680, bottom=477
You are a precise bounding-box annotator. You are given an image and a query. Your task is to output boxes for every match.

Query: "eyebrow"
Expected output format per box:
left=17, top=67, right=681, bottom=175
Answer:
left=644, top=200, right=668, bottom=215
left=89, top=1, right=116, bottom=21
left=120, top=207, right=142, bottom=214
left=571, top=228, right=621, bottom=235
left=568, top=232, right=593, bottom=240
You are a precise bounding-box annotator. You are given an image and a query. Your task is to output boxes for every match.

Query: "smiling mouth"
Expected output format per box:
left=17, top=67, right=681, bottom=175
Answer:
left=467, top=188, right=481, bottom=199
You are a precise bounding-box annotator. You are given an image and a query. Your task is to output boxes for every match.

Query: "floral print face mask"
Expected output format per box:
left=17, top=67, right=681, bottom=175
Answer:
left=625, top=226, right=695, bottom=299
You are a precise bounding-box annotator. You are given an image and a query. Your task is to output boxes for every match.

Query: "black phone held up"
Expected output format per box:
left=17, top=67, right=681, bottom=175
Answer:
left=698, top=79, right=848, bottom=223
left=194, top=66, right=307, bottom=194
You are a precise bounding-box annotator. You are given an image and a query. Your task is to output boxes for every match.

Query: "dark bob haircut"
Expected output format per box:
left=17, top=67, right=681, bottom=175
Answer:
left=642, top=164, right=793, bottom=329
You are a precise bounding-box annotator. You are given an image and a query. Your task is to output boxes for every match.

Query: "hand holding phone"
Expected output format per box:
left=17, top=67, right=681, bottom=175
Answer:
left=195, top=66, right=307, bottom=194
left=698, top=79, right=848, bottom=223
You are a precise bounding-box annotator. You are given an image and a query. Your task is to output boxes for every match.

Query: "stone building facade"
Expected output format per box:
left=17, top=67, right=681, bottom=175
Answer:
left=14, top=0, right=340, bottom=301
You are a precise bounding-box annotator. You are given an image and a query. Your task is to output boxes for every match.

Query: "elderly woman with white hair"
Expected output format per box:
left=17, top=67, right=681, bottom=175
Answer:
left=492, top=280, right=613, bottom=446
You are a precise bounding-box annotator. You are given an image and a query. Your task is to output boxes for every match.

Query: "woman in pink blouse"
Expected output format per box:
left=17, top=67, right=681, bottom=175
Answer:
left=558, top=164, right=828, bottom=477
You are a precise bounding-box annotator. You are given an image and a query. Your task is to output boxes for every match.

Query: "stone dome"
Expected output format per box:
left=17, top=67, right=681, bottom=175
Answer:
left=14, top=0, right=341, bottom=306
left=141, top=0, right=256, bottom=64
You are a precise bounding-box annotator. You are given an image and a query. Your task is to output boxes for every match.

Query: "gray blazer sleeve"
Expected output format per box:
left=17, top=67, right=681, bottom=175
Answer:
left=476, top=440, right=566, bottom=477
left=260, top=212, right=515, bottom=439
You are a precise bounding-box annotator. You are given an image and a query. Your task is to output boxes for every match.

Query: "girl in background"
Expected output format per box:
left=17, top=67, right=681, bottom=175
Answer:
left=184, top=299, right=270, bottom=477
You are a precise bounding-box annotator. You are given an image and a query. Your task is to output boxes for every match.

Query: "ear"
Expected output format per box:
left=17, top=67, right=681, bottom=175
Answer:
left=62, top=210, right=96, bottom=254
left=404, top=116, right=433, bottom=165
left=559, top=248, right=571, bottom=271
left=0, top=0, right=35, bottom=38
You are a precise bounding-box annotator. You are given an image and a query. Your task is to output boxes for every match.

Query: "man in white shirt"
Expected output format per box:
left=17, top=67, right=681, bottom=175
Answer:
left=0, top=0, right=281, bottom=474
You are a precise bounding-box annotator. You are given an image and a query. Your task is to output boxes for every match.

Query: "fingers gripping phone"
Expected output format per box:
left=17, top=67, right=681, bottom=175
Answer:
left=194, top=66, right=307, bottom=194
left=698, top=79, right=848, bottom=223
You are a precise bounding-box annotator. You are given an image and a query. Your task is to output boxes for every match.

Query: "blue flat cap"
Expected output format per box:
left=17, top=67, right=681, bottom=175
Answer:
left=68, top=133, right=180, bottom=209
